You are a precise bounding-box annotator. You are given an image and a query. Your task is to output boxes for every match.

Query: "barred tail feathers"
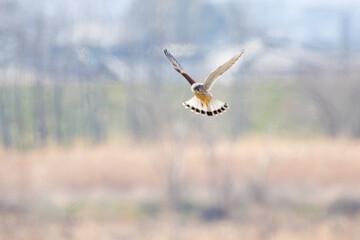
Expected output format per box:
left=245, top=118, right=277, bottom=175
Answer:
left=182, top=96, right=229, bottom=116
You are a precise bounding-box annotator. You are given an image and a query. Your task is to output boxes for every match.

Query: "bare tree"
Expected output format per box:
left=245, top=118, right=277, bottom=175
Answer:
left=33, top=81, right=47, bottom=145
left=53, top=83, right=64, bottom=144
left=0, top=88, right=11, bottom=147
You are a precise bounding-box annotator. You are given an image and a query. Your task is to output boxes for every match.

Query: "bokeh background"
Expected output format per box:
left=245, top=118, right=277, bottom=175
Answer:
left=1, top=0, right=360, bottom=239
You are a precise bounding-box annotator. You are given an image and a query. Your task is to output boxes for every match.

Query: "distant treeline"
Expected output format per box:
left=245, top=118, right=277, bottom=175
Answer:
left=0, top=82, right=124, bottom=149
left=0, top=77, right=359, bottom=149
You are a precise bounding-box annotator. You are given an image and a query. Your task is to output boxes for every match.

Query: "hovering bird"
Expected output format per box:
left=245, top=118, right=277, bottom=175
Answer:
left=164, top=49, right=244, bottom=116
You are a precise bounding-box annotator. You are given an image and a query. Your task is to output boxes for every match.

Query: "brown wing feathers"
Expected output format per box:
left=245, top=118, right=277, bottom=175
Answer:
left=164, top=49, right=196, bottom=86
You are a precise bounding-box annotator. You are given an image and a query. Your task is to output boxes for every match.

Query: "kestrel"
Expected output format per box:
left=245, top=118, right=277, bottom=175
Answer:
left=164, top=48, right=244, bottom=116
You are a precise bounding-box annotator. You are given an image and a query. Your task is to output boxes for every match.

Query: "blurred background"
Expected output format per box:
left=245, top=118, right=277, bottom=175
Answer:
left=1, top=0, right=360, bottom=239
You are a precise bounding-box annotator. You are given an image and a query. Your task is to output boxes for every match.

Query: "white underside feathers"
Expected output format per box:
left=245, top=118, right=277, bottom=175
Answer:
left=182, top=96, right=229, bottom=116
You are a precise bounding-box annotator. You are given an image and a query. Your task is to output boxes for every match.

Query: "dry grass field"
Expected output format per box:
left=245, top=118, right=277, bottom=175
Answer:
left=1, top=136, right=360, bottom=239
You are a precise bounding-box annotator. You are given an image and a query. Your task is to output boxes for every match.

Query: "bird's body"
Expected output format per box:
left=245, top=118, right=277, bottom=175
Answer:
left=164, top=49, right=244, bottom=116
left=192, top=84, right=211, bottom=107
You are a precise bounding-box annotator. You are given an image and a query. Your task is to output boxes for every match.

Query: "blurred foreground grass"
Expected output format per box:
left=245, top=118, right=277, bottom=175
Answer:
left=1, top=136, right=360, bottom=239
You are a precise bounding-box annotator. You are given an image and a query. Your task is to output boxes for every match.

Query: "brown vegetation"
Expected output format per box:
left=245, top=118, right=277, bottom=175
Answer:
left=1, top=137, right=360, bottom=239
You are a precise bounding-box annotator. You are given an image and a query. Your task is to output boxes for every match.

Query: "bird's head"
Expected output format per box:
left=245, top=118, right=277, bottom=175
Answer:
left=191, top=83, right=203, bottom=93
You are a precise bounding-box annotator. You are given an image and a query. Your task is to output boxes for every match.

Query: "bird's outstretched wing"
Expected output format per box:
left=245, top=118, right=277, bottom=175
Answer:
left=164, top=49, right=196, bottom=86
left=202, top=49, right=245, bottom=91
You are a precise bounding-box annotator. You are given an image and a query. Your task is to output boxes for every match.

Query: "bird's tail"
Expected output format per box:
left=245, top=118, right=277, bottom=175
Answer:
left=183, top=96, right=229, bottom=116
